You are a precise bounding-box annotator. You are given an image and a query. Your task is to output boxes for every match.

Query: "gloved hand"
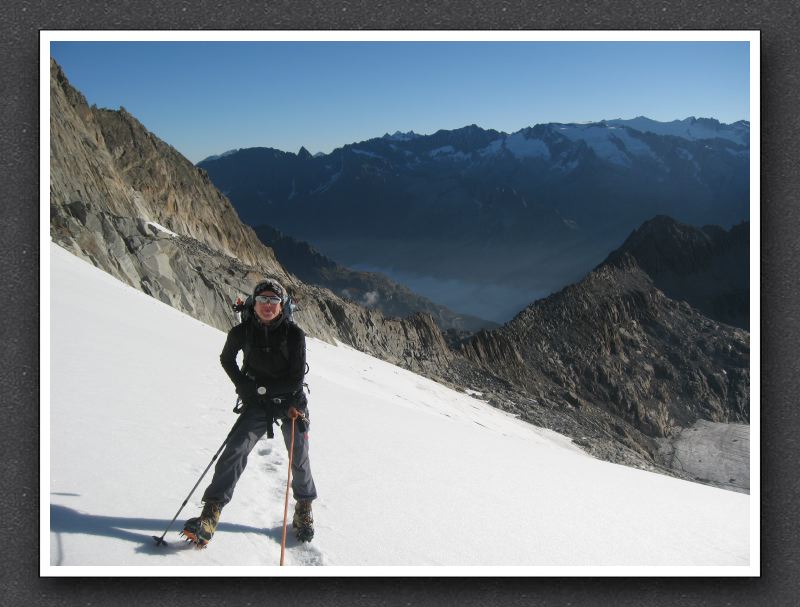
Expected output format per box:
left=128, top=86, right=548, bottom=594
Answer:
left=287, top=406, right=308, bottom=432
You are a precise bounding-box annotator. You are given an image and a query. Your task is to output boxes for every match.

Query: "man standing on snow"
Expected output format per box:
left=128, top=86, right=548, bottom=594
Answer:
left=181, top=278, right=317, bottom=547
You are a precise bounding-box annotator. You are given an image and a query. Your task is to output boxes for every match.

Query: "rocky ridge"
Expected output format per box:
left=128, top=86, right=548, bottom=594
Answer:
left=459, top=250, right=749, bottom=459
left=50, top=61, right=274, bottom=271
left=604, top=215, right=749, bottom=329
left=49, top=58, right=453, bottom=375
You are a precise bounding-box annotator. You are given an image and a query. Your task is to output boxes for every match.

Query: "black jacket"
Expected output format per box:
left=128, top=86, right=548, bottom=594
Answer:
left=219, top=313, right=306, bottom=396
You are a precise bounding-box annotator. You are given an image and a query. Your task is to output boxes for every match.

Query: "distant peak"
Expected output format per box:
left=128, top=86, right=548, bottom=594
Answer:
left=384, top=130, right=420, bottom=141
left=603, top=215, right=712, bottom=270
left=635, top=215, right=688, bottom=234
left=198, top=148, right=240, bottom=163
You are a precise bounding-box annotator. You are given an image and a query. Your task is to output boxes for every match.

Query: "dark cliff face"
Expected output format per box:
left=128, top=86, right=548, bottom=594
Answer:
left=602, top=216, right=749, bottom=329
left=460, top=255, right=749, bottom=439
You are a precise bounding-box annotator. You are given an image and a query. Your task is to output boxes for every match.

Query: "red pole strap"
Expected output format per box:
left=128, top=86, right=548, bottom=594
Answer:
left=280, top=415, right=297, bottom=566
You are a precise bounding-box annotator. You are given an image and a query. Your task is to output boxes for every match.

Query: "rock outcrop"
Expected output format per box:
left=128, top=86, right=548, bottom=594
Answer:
left=460, top=254, right=749, bottom=443
left=49, top=58, right=454, bottom=376
left=50, top=61, right=276, bottom=271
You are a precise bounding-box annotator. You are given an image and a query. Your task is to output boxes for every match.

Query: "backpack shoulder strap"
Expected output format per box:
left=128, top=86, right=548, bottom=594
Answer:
left=280, top=319, right=297, bottom=361
left=283, top=321, right=309, bottom=376
left=242, top=321, right=253, bottom=374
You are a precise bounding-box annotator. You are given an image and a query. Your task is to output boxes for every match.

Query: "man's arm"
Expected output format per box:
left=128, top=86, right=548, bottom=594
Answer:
left=219, top=324, right=249, bottom=387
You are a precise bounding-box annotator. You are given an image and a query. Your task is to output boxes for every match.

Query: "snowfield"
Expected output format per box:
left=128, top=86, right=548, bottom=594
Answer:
left=44, top=243, right=753, bottom=575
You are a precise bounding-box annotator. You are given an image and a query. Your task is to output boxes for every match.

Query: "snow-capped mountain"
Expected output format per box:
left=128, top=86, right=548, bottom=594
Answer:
left=606, top=116, right=749, bottom=146
left=198, top=118, right=749, bottom=321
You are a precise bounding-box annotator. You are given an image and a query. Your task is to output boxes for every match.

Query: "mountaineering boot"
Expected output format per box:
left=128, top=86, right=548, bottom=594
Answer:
left=180, top=502, right=222, bottom=548
left=293, top=499, right=314, bottom=543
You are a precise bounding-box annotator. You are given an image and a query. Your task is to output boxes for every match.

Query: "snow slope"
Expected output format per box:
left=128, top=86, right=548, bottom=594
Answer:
left=45, top=243, right=752, bottom=574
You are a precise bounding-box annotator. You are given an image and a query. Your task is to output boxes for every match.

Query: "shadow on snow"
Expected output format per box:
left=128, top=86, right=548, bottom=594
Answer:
left=50, top=503, right=279, bottom=557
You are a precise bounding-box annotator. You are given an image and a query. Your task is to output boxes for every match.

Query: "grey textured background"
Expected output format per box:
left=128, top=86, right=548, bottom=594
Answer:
left=3, top=1, right=795, bottom=604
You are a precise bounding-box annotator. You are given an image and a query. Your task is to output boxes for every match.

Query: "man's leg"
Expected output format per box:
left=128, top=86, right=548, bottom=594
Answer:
left=202, top=404, right=269, bottom=506
left=282, top=408, right=316, bottom=542
left=281, top=409, right=317, bottom=502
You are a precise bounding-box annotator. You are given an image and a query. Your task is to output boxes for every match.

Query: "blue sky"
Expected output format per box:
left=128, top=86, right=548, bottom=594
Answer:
left=50, top=40, right=750, bottom=164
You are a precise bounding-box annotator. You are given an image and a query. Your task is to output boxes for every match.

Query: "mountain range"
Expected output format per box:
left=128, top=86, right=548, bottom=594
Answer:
left=49, top=58, right=750, bottom=492
left=198, top=117, right=749, bottom=321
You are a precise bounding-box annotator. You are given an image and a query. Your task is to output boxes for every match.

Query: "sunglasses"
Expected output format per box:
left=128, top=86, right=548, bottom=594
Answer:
left=255, top=295, right=282, bottom=305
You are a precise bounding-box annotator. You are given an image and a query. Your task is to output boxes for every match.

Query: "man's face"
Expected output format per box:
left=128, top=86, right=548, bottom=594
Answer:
left=254, top=290, right=283, bottom=323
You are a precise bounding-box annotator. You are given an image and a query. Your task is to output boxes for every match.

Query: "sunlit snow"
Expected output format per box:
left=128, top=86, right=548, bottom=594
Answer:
left=46, top=243, right=751, bottom=573
left=557, top=124, right=653, bottom=166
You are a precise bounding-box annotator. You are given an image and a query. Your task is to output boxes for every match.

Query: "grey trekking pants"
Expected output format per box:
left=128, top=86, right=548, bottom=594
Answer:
left=201, top=399, right=317, bottom=506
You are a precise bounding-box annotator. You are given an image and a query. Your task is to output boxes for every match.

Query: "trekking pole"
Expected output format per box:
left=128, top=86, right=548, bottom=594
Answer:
left=152, top=413, right=246, bottom=547
left=279, top=415, right=297, bottom=565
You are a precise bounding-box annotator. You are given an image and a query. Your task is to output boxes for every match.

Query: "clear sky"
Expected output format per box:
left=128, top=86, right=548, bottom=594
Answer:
left=50, top=39, right=750, bottom=164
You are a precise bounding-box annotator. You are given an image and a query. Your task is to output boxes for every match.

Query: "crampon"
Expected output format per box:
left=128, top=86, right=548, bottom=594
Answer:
left=293, top=500, right=314, bottom=543
left=179, top=512, right=217, bottom=549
